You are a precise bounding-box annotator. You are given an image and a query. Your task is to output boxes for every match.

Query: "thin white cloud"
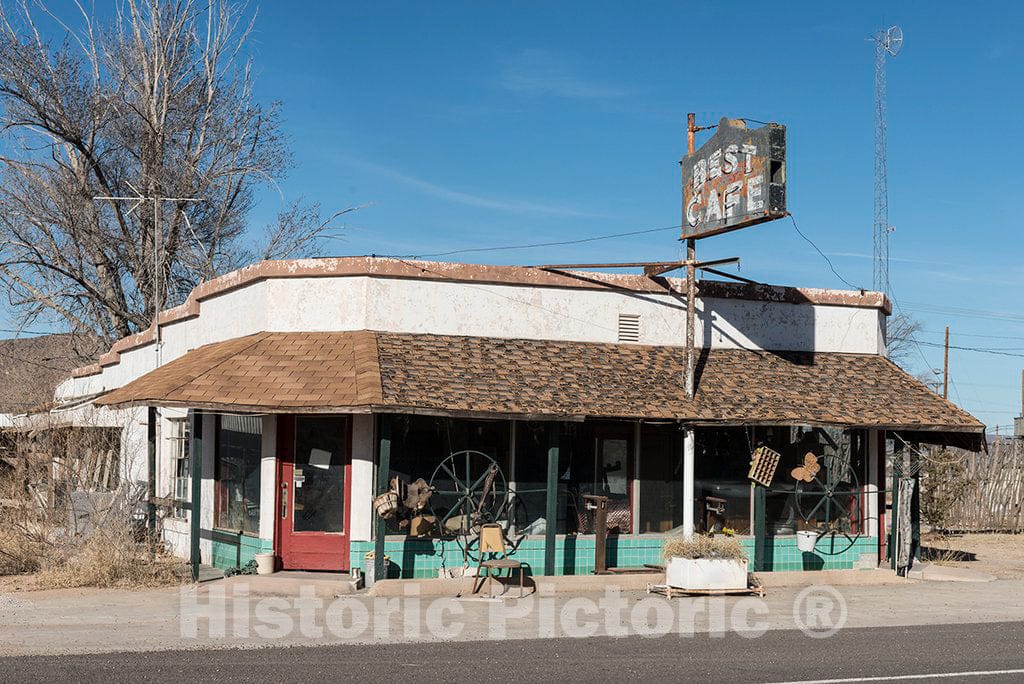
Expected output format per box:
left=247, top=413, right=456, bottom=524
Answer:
left=500, top=49, right=630, bottom=99
left=345, top=156, right=600, bottom=218
left=826, top=251, right=956, bottom=267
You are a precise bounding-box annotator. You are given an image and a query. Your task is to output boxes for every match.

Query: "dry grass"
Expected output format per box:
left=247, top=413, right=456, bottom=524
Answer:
left=663, top=534, right=747, bottom=561
left=0, top=523, right=47, bottom=576
left=1, top=504, right=185, bottom=590
left=920, top=544, right=971, bottom=566
left=0, top=430, right=186, bottom=589
left=32, top=523, right=184, bottom=590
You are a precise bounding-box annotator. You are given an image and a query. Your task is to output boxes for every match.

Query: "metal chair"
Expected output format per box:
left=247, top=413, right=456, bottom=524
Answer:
left=472, top=523, right=525, bottom=598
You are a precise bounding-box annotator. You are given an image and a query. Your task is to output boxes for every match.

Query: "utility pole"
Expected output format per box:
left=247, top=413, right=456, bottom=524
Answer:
left=943, top=325, right=949, bottom=400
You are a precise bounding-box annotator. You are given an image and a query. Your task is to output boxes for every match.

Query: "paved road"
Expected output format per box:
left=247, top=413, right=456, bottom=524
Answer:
left=3, top=621, right=1024, bottom=683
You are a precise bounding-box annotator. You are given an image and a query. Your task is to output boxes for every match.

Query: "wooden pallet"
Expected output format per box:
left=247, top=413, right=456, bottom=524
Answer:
left=646, top=583, right=766, bottom=598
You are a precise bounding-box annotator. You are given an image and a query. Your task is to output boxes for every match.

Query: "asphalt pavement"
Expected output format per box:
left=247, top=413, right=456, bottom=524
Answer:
left=3, top=620, right=1024, bottom=683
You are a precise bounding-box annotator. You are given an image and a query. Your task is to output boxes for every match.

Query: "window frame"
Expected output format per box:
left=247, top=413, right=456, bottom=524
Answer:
left=167, top=418, right=190, bottom=520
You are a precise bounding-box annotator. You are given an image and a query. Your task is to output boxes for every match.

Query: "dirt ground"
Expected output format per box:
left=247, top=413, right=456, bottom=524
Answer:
left=922, top=532, right=1024, bottom=579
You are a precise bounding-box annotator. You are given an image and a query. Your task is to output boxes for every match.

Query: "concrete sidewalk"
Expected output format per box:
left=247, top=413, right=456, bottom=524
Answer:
left=368, top=566, right=911, bottom=597
left=1, top=569, right=1022, bottom=657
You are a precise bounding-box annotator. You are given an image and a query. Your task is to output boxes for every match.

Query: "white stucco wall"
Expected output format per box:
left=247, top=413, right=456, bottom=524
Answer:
left=56, top=273, right=886, bottom=403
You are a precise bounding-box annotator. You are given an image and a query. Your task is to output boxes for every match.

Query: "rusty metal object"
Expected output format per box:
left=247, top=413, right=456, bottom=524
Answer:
left=583, top=495, right=609, bottom=574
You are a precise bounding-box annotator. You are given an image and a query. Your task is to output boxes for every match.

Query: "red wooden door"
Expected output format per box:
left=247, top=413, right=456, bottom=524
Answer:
left=276, top=415, right=351, bottom=571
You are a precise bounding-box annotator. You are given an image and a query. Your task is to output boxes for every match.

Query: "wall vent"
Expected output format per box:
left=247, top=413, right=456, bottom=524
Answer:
left=617, top=313, right=641, bottom=343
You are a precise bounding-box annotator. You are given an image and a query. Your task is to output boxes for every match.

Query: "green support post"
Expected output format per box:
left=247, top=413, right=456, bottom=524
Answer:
left=374, top=414, right=392, bottom=582
left=544, top=422, right=559, bottom=576
left=147, top=406, right=157, bottom=536
left=189, top=409, right=203, bottom=582
left=753, top=484, right=767, bottom=572
left=890, top=439, right=901, bottom=571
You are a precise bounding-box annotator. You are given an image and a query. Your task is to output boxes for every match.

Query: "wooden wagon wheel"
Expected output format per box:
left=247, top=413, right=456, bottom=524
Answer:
left=428, top=450, right=509, bottom=538
left=793, top=453, right=863, bottom=556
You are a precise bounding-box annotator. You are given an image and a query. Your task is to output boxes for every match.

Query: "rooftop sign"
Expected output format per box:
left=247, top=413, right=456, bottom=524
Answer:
left=681, top=117, right=786, bottom=240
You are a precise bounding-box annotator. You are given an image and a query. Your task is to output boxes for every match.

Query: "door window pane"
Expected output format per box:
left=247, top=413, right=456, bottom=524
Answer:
left=293, top=417, right=347, bottom=533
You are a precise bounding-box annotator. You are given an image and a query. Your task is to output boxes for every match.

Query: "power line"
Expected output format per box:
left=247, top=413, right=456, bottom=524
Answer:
left=918, top=329, right=1024, bottom=342
left=787, top=213, right=865, bottom=291
left=0, top=348, right=76, bottom=373
left=915, top=340, right=1024, bottom=359
left=0, top=328, right=54, bottom=336
left=903, top=301, right=1024, bottom=325
left=887, top=285, right=941, bottom=375
left=390, top=223, right=683, bottom=260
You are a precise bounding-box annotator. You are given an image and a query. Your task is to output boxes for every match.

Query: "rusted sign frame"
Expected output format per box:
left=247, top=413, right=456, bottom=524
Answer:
left=681, top=117, right=786, bottom=240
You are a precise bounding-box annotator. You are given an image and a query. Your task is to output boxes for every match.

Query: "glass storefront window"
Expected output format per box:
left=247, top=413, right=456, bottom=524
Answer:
left=514, top=421, right=634, bottom=535
left=637, top=423, right=683, bottom=533
left=760, top=426, right=865, bottom=534
left=215, top=415, right=261, bottom=534
left=387, top=416, right=511, bottom=534
left=694, top=427, right=753, bottom=535
left=377, top=415, right=867, bottom=540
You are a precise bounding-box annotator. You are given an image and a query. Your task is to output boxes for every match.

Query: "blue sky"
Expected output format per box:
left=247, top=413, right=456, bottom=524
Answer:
left=8, top=1, right=1024, bottom=431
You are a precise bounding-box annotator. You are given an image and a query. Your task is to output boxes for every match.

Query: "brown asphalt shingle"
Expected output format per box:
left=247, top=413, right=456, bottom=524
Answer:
left=96, top=331, right=983, bottom=433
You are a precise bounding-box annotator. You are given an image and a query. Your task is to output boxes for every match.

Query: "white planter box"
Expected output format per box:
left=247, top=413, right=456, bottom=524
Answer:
left=666, top=557, right=748, bottom=591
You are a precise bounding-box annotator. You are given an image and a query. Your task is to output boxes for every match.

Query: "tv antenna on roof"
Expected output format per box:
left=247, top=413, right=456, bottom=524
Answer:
left=871, top=24, right=904, bottom=297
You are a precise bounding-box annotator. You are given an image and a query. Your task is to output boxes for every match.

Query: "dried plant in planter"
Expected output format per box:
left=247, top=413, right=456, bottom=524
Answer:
left=663, top=534, right=747, bottom=561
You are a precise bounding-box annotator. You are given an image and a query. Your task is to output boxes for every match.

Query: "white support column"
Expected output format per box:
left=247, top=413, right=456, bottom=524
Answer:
left=259, top=415, right=278, bottom=544
left=632, top=421, right=641, bottom=533
left=683, top=427, right=695, bottom=538
left=508, top=420, right=518, bottom=533
left=866, top=429, right=880, bottom=537
left=349, top=413, right=375, bottom=542
left=199, top=412, right=216, bottom=563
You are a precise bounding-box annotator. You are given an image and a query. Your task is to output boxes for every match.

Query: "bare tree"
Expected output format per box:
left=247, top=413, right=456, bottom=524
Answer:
left=0, top=0, right=346, bottom=341
left=887, top=312, right=922, bottom=370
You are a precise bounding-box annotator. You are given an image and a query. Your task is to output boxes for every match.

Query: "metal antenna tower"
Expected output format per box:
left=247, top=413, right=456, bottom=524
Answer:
left=872, top=25, right=903, bottom=295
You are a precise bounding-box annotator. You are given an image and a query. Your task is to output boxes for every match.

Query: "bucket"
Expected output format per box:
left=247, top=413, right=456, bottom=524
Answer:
left=254, top=552, right=276, bottom=575
left=363, top=551, right=390, bottom=587
left=796, top=530, right=818, bottom=553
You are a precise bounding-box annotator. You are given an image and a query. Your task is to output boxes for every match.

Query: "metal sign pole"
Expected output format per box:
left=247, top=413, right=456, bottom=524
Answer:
left=682, top=113, right=698, bottom=539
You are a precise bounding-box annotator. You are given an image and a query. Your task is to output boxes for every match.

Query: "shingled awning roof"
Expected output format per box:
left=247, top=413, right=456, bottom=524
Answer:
left=95, top=331, right=983, bottom=436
